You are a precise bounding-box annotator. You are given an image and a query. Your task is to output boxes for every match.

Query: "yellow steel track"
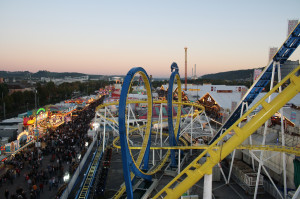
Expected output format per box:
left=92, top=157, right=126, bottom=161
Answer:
left=126, top=72, right=153, bottom=177
left=171, top=73, right=182, bottom=141
left=112, top=144, right=300, bottom=156
left=152, top=66, right=300, bottom=198
left=96, top=100, right=205, bottom=113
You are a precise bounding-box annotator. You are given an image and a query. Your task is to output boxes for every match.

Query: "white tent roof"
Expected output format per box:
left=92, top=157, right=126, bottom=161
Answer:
left=185, top=90, right=243, bottom=111
left=1, top=117, right=23, bottom=124
left=208, top=92, right=242, bottom=111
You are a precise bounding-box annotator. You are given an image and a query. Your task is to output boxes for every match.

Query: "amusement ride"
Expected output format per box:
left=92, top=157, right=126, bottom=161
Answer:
left=67, top=22, right=300, bottom=199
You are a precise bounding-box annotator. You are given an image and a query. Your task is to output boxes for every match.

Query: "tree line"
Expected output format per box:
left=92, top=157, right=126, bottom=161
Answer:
left=0, top=80, right=112, bottom=121
left=0, top=78, right=256, bottom=121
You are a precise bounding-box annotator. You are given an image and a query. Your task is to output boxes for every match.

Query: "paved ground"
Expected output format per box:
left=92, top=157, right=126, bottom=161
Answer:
left=0, top=96, right=105, bottom=199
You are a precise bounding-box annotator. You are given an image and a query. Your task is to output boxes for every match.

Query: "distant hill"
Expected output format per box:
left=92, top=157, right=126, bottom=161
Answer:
left=201, top=68, right=264, bottom=81
left=0, top=71, right=31, bottom=78
left=32, top=70, right=87, bottom=78
left=0, top=70, right=104, bottom=79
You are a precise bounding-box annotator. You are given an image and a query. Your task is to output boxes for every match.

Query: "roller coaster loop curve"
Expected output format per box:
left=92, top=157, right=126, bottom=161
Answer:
left=118, top=67, right=153, bottom=199
left=167, top=62, right=182, bottom=167
left=118, top=63, right=184, bottom=198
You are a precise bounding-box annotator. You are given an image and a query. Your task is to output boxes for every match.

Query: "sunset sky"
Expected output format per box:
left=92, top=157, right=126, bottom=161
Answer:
left=0, top=0, right=300, bottom=78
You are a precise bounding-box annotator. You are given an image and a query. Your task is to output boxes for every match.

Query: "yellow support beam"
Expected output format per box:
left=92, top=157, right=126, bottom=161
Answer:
left=112, top=138, right=300, bottom=156
left=96, top=100, right=204, bottom=115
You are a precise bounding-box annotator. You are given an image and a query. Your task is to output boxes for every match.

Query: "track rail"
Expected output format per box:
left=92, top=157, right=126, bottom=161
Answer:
left=111, top=144, right=300, bottom=156
left=76, top=146, right=103, bottom=199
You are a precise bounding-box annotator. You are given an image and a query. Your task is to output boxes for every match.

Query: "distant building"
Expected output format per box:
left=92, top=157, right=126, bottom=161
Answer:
left=40, top=76, right=89, bottom=85
left=269, top=47, right=278, bottom=62
left=0, top=117, right=23, bottom=139
left=186, top=87, right=247, bottom=122
left=110, top=77, right=123, bottom=84
left=161, top=84, right=249, bottom=103
left=41, top=77, right=51, bottom=82
left=280, top=60, right=300, bottom=79
left=8, top=84, right=34, bottom=95
left=287, top=19, right=298, bottom=36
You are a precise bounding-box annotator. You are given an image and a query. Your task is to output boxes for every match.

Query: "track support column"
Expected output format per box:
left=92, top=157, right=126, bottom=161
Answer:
left=277, top=62, right=287, bottom=199
left=203, top=169, right=212, bottom=199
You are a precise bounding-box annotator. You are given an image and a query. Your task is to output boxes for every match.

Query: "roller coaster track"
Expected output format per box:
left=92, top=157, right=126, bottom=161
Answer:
left=96, top=100, right=205, bottom=138
left=112, top=149, right=172, bottom=199
left=96, top=100, right=204, bottom=113
left=76, top=146, right=103, bottom=199
left=112, top=132, right=299, bottom=156
left=97, top=100, right=203, bottom=176
left=99, top=100, right=201, bottom=199
left=101, top=101, right=201, bottom=198
left=111, top=66, right=196, bottom=199
left=167, top=64, right=182, bottom=167
left=210, top=22, right=300, bottom=144
left=94, top=24, right=300, bottom=199
left=152, top=65, right=300, bottom=198
left=111, top=131, right=188, bottom=199
left=237, top=145, right=300, bottom=155
left=97, top=93, right=300, bottom=198
left=111, top=144, right=300, bottom=156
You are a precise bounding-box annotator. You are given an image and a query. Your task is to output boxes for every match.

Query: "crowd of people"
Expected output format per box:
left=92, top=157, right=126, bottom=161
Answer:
left=0, top=96, right=104, bottom=199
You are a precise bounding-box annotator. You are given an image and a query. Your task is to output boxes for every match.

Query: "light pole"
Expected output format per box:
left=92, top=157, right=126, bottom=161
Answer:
left=2, top=92, right=5, bottom=119
left=35, top=89, right=38, bottom=139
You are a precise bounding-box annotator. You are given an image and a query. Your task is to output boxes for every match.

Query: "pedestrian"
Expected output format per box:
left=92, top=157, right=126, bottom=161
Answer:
left=36, top=187, right=40, bottom=199
left=39, top=182, right=44, bottom=192
left=9, top=172, right=14, bottom=185
left=28, top=178, right=32, bottom=189
left=32, top=183, right=38, bottom=191
left=4, top=189, right=9, bottom=199
left=52, top=176, right=56, bottom=188
left=25, top=174, right=29, bottom=182
left=48, top=178, right=52, bottom=191
left=16, top=168, right=20, bottom=177
left=30, top=191, right=35, bottom=199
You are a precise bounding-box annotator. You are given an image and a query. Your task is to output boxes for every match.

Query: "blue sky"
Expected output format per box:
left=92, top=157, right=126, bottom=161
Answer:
left=0, top=0, right=299, bottom=77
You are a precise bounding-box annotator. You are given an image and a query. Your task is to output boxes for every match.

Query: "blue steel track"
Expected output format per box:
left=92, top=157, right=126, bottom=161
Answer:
left=210, top=22, right=300, bottom=144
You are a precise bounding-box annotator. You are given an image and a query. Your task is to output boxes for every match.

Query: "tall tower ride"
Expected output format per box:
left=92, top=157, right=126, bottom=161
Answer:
left=184, top=47, right=187, bottom=91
